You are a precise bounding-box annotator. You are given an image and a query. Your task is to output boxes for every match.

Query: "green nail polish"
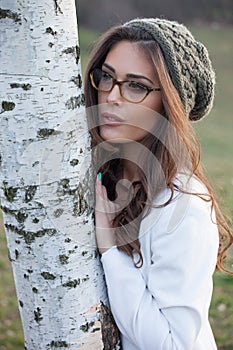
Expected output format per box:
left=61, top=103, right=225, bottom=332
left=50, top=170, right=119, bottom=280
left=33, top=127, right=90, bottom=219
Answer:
left=98, top=172, right=102, bottom=181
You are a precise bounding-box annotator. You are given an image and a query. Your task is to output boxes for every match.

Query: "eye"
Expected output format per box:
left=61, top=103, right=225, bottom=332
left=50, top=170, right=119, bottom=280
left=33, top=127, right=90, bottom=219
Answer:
left=127, top=81, right=148, bottom=91
left=101, top=71, right=113, bottom=81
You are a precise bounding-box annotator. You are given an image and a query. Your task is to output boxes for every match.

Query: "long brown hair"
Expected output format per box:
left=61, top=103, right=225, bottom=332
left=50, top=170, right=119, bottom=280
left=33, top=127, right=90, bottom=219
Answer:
left=84, top=25, right=233, bottom=273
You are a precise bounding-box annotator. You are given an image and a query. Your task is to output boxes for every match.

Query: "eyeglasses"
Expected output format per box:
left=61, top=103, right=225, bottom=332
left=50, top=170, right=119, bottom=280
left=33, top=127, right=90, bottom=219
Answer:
left=90, top=68, right=161, bottom=104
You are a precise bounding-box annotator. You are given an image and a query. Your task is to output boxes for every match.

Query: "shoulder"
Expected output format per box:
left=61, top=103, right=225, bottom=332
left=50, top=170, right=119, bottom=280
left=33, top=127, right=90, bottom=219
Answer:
left=154, top=172, right=209, bottom=204
left=140, top=173, right=218, bottom=240
left=139, top=174, right=219, bottom=279
left=174, top=172, right=209, bottom=194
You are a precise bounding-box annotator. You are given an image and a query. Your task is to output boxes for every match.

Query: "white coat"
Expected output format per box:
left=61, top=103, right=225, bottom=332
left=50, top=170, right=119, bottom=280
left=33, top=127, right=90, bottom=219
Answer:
left=101, top=175, right=219, bottom=349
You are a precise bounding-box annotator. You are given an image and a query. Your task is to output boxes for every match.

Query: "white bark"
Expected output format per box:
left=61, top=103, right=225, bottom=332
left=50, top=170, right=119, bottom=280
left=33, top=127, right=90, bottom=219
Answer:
left=0, top=1, right=120, bottom=349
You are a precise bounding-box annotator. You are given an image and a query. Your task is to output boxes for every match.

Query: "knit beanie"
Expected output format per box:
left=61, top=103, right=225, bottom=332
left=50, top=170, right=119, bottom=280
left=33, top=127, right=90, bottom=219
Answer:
left=124, top=18, right=215, bottom=121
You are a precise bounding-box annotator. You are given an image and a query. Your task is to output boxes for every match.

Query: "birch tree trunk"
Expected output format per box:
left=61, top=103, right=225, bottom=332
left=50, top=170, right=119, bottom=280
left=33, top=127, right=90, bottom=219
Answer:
left=0, top=0, right=120, bottom=349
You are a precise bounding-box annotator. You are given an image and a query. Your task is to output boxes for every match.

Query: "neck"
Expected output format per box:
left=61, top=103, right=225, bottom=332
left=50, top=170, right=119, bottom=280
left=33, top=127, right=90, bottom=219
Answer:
left=121, top=141, right=142, bottom=183
left=122, top=159, right=140, bottom=183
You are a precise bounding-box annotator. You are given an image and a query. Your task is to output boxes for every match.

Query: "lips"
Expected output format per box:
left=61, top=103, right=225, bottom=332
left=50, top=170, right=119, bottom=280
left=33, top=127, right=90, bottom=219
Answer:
left=101, top=113, right=124, bottom=126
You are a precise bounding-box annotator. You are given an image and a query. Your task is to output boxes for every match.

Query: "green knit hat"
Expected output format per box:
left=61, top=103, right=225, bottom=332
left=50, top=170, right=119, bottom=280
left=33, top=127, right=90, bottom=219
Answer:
left=124, top=18, right=215, bottom=121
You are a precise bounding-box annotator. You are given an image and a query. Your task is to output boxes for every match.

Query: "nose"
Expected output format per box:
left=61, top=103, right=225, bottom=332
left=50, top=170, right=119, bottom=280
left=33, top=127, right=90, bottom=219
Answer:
left=106, top=84, right=122, bottom=104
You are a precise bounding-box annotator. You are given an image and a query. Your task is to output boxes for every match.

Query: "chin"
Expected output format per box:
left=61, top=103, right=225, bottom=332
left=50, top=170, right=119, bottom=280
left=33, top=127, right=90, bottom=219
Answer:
left=99, top=128, right=125, bottom=143
left=100, top=127, right=147, bottom=144
left=100, top=134, right=133, bottom=144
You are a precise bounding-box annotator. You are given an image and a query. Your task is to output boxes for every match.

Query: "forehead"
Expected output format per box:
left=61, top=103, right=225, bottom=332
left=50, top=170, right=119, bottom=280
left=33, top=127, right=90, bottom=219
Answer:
left=104, top=40, right=156, bottom=79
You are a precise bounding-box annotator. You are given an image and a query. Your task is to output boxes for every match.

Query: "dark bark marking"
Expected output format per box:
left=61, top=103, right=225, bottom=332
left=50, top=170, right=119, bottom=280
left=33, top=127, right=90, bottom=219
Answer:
left=8, top=249, right=13, bottom=262
left=70, top=158, right=79, bottom=167
left=70, top=74, right=82, bottom=88
left=60, top=178, right=69, bottom=189
left=1, top=101, right=15, bottom=112
left=25, top=185, right=37, bottom=203
left=57, top=179, right=90, bottom=216
left=92, top=326, right=101, bottom=332
left=80, top=321, right=95, bottom=333
left=32, top=287, right=38, bottom=293
left=5, top=224, right=57, bottom=244
left=62, top=45, right=80, bottom=65
left=37, top=128, right=60, bottom=139
left=62, top=278, right=80, bottom=288
left=15, top=249, right=19, bottom=259
left=41, top=271, right=56, bottom=280
left=68, top=245, right=78, bottom=255
left=82, top=275, right=89, bottom=282
left=3, top=185, right=18, bottom=202
left=1, top=206, right=28, bottom=223
left=24, top=273, right=29, bottom=280
left=54, top=208, right=64, bottom=218
left=32, top=160, right=39, bottom=167
left=50, top=340, right=69, bottom=348
left=45, top=27, right=57, bottom=36
left=94, top=249, right=99, bottom=259
left=17, top=209, right=28, bottom=222
left=57, top=178, right=77, bottom=196
left=81, top=251, right=88, bottom=256
left=73, top=183, right=89, bottom=216
left=53, top=0, right=63, bottom=15
left=59, top=254, right=69, bottom=265
left=34, top=307, right=43, bottom=323
left=19, top=300, right=24, bottom=308
left=65, top=94, right=85, bottom=110
left=10, top=83, right=31, bottom=91
left=0, top=8, right=21, bottom=23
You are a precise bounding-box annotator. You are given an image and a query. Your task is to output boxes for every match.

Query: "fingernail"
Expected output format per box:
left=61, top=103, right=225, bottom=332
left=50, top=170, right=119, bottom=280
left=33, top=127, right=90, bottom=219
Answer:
left=98, top=172, right=102, bottom=181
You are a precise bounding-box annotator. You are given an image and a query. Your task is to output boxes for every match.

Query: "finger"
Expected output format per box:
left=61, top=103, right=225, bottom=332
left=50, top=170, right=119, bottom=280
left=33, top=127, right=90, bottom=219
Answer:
left=95, top=173, right=109, bottom=200
left=95, top=174, right=104, bottom=196
left=95, top=178, right=109, bottom=212
left=95, top=177, right=102, bottom=195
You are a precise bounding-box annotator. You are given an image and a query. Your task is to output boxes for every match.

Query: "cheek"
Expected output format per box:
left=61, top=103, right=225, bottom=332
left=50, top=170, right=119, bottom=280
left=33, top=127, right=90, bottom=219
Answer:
left=146, top=94, right=163, bottom=115
left=125, top=104, right=160, bottom=133
left=98, top=91, right=106, bottom=104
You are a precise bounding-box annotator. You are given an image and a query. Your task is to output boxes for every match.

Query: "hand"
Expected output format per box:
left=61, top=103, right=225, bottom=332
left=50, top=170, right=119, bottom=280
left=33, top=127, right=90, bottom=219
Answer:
left=95, top=174, right=119, bottom=254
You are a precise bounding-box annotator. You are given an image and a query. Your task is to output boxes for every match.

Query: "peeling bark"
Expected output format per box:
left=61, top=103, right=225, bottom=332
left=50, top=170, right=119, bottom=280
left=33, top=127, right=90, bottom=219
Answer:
left=0, top=8, right=21, bottom=23
left=0, top=0, right=120, bottom=349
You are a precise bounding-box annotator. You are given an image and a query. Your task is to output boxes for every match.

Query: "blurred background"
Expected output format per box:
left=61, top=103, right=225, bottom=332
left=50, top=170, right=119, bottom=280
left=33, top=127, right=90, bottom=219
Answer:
left=0, top=0, right=232, bottom=349
left=76, top=0, right=233, bottom=31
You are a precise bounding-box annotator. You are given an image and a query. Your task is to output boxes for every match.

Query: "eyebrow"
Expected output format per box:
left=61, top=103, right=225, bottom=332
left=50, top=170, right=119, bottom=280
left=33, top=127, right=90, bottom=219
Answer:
left=102, top=63, right=154, bottom=85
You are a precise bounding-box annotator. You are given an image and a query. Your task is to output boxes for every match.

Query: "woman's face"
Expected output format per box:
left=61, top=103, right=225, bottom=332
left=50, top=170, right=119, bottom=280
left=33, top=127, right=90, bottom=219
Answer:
left=97, top=40, right=163, bottom=143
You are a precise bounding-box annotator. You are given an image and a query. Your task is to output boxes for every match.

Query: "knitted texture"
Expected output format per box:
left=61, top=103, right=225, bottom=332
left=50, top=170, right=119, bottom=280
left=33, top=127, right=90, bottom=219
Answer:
left=124, top=18, right=215, bottom=121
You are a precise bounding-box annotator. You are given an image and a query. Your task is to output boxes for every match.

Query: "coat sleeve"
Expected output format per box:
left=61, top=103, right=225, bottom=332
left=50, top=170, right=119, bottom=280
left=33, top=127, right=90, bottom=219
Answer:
left=101, top=189, right=219, bottom=349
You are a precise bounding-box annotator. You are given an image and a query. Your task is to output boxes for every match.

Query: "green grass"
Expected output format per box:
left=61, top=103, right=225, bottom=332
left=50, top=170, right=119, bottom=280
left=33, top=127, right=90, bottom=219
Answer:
left=192, top=25, right=233, bottom=219
left=211, top=271, right=233, bottom=346
left=0, top=213, right=24, bottom=350
left=188, top=25, right=233, bottom=348
left=0, top=25, right=233, bottom=349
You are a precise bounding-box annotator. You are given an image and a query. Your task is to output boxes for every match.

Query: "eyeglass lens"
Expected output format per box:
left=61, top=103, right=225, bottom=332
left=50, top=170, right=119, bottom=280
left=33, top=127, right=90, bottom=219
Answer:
left=91, top=68, right=150, bottom=103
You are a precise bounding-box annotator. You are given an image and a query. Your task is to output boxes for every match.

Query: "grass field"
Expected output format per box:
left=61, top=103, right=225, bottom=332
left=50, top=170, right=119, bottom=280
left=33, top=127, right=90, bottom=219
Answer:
left=0, top=25, right=233, bottom=349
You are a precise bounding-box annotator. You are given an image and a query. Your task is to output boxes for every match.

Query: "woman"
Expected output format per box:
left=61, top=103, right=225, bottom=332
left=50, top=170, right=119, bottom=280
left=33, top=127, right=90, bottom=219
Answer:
left=84, top=18, right=233, bottom=349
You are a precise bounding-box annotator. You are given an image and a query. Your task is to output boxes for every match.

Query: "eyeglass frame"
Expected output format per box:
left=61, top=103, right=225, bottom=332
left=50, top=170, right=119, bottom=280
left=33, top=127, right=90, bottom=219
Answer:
left=89, top=68, right=161, bottom=104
